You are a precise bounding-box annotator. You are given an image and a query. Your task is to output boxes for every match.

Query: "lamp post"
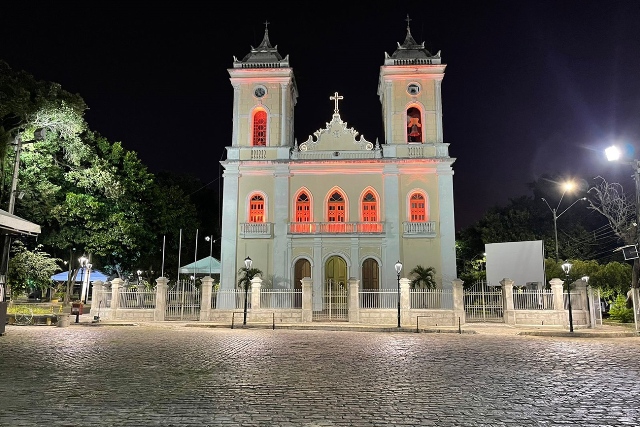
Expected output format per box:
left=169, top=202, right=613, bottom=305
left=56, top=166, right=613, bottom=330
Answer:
left=395, top=260, right=402, bottom=328
left=78, top=255, right=92, bottom=304
left=605, top=145, right=640, bottom=332
left=205, top=235, right=215, bottom=276
left=243, top=256, right=252, bottom=326
left=561, top=261, right=574, bottom=332
left=541, top=182, right=586, bottom=263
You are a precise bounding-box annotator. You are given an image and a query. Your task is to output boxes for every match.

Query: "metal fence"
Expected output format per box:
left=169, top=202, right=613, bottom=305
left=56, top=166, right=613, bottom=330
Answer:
left=410, top=289, right=453, bottom=309
left=119, top=289, right=156, bottom=309
left=359, top=289, right=397, bottom=309
left=261, top=289, right=302, bottom=309
left=166, top=280, right=201, bottom=320
left=513, top=290, right=555, bottom=310
left=212, top=289, right=250, bottom=310
left=464, top=281, right=504, bottom=322
left=313, top=280, right=348, bottom=321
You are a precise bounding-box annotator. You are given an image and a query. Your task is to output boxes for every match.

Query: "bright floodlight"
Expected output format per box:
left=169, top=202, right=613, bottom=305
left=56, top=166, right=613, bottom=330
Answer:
left=605, top=146, right=621, bottom=161
left=562, top=181, right=575, bottom=191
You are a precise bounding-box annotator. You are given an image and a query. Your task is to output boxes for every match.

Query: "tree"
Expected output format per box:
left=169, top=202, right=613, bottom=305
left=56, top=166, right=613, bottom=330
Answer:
left=408, top=265, right=436, bottom=289
left=237, top=265, right=263, bottom=325
left=587, top=176, right=639, bottom=289
left=7, top=241, right=61, bottom=298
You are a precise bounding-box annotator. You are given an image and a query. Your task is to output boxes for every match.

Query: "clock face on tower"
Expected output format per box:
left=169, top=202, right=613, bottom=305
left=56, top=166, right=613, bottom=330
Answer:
left=407, top=83, right=421, bottom=96
left=254, top=86, right=267, bottom=98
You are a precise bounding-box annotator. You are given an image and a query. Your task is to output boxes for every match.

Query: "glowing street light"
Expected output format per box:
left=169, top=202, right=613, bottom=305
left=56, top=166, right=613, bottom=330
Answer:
left=395, top=260, right=403, bottom=328
left=541, top=181, right=586, bottom=263
left=605, top=144, right=640, bottom=332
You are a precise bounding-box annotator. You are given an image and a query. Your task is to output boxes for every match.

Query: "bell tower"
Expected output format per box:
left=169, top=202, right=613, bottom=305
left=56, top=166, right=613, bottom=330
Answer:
left=377, top=15, right=445, bottom=147
left=228, top=22, right=298, bottom=149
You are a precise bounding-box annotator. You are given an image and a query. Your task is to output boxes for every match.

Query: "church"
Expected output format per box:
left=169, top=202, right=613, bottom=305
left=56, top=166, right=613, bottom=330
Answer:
left=219, top=19, right=457, bottom=298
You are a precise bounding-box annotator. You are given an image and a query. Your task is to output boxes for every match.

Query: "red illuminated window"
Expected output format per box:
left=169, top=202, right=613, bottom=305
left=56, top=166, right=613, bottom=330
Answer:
left=360, top=191, right=380, bottom=232
left=328, top=192, right=345, bottom=222
left=407, top=107, right=422, bottom=143
left=296, top=192, right=311, bottom=222
left=253, top=110, right=267, bottom=146
left=249, top=194, right=265, bottom=223
left=361, top=192, right=377, bottom=222
left=410, top=193, right=426, bottom=222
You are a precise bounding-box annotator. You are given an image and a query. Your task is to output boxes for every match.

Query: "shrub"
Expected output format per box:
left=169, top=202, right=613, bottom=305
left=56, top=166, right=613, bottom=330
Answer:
left=608, top=294, right=635, bottom=323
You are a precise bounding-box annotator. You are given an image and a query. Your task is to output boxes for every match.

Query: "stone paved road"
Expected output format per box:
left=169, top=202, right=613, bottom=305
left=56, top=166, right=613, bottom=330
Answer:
left=0, top=325, right=639, bottom=427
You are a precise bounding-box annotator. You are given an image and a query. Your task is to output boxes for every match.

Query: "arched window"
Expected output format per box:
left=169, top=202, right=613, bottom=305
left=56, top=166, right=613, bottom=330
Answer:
left=327, top=192, right=345, bottom=222
left=296, top=192, right=311, bottom=223
left=410, top=192, right=427, bottom=222
left=252, top=110, right=267, bottom=146
left=360, top=191, right=380, bottom=232
left=249, top=194, right=265, bottom=223
left=406, top=107, right=422, bottom=143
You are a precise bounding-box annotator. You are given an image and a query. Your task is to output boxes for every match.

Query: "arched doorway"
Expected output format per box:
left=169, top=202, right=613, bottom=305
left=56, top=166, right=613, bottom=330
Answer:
left=361, top=258, right=379, bottom=309
left=314, top=255, right=348, bottom=321
left=293, top=258, right=311, bottom=308
left=361, top=258, right=379, bottom=290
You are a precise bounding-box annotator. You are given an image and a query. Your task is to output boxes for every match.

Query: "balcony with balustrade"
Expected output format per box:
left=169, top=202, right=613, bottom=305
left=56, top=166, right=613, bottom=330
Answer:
left=289, top=222, right=384, bottom=235
left=402, top=221, right=437, bottom=238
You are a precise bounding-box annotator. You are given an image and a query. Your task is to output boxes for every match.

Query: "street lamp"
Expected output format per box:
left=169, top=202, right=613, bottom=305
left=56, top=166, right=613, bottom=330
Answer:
left=395, top=260, right=403, bottom=328
left=541, top=182, right=587, bottom=263
left=561, top=261, right=574, bottom=332
left=205, top=235, right=216, bottom=276
left=78, top=255, right=92, bottom=304
left=243, top=256, right=252, bottom=326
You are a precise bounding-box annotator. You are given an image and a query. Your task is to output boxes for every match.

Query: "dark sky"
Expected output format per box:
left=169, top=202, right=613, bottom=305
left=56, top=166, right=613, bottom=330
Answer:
left=2, top=1, right=640, bottom=230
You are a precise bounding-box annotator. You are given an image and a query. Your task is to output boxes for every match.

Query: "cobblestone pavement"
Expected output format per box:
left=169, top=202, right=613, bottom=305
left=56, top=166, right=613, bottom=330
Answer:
left=1, top=325, right=639, bottom=426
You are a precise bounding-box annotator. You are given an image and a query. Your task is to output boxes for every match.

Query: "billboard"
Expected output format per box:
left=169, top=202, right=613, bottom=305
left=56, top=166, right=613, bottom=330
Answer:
left=485, top=240, right=545, bottom=288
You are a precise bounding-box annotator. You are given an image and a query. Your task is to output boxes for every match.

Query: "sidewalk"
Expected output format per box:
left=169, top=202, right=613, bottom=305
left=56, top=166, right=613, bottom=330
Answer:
left=72, top=313, right=640, bottom=338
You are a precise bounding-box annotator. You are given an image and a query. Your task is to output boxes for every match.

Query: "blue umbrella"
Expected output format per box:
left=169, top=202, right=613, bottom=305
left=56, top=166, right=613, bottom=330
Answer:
left=51, top=267, right=109, bottom=282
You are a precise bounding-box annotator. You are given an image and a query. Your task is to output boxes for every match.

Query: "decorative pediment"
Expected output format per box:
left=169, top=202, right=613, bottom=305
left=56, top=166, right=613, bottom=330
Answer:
left=298, top=92, right=373, bottom=152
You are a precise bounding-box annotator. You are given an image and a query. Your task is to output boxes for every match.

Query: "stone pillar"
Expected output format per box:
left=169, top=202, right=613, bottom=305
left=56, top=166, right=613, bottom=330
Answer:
left=90, top=280, right=104, bottom=317
left=250, top=276, right=262, bottom=309
left=549, top=278, right=565, bottom=327
left=154, top=277, right=169, bottom=322
left=301, top=277, right=313, bottom=322
left=111, top=278, right=122, bottom=319
left=500, top=278, right=515, bottom=325
left=587, top=285, right=597, bottom=328
left=200, top=276, right=214, bottom=321
left=400, top=278, right=411, bottom=326
left=451, top=279, right=465, bottom=325
left=573, top=280, right=587, bottom=328
left=348, top=278, right=360, bottom=323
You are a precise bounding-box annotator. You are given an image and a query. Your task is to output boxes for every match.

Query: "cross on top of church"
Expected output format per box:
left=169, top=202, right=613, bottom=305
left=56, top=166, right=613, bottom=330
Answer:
left=264, top=20, right=270, bottom=29
left=330, top=92, right=343, bottom=113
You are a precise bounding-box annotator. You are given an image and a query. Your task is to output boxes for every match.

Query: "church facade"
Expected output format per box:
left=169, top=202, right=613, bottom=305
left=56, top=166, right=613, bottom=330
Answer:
left=219, top=21, right=457, bottom=296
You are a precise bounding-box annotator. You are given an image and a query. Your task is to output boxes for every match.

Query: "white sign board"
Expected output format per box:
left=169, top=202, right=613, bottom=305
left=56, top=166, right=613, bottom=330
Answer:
left=485, top=240, right=545, bottom=288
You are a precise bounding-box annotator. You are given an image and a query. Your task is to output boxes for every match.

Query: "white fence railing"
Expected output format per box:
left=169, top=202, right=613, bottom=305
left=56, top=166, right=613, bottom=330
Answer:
left=411, top=289, right=453, bottom=309
left=359, top=290, right=397, bottom=309
left=119, top=289, right=156, bottom=309
left=260, top=289, right=302, bottom=309
left=513, top=290, right=555, bottom=310
left=212, top=290, right=250, bottom=310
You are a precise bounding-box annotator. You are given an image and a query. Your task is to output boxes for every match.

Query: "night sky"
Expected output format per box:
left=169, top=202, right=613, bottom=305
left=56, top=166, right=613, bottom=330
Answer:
left=2, top=1, right=640, bottom=231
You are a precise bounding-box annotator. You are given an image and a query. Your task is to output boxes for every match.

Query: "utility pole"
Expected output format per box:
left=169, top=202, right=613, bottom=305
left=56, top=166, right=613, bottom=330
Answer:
left=0, top=129, right=46, bottom=301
